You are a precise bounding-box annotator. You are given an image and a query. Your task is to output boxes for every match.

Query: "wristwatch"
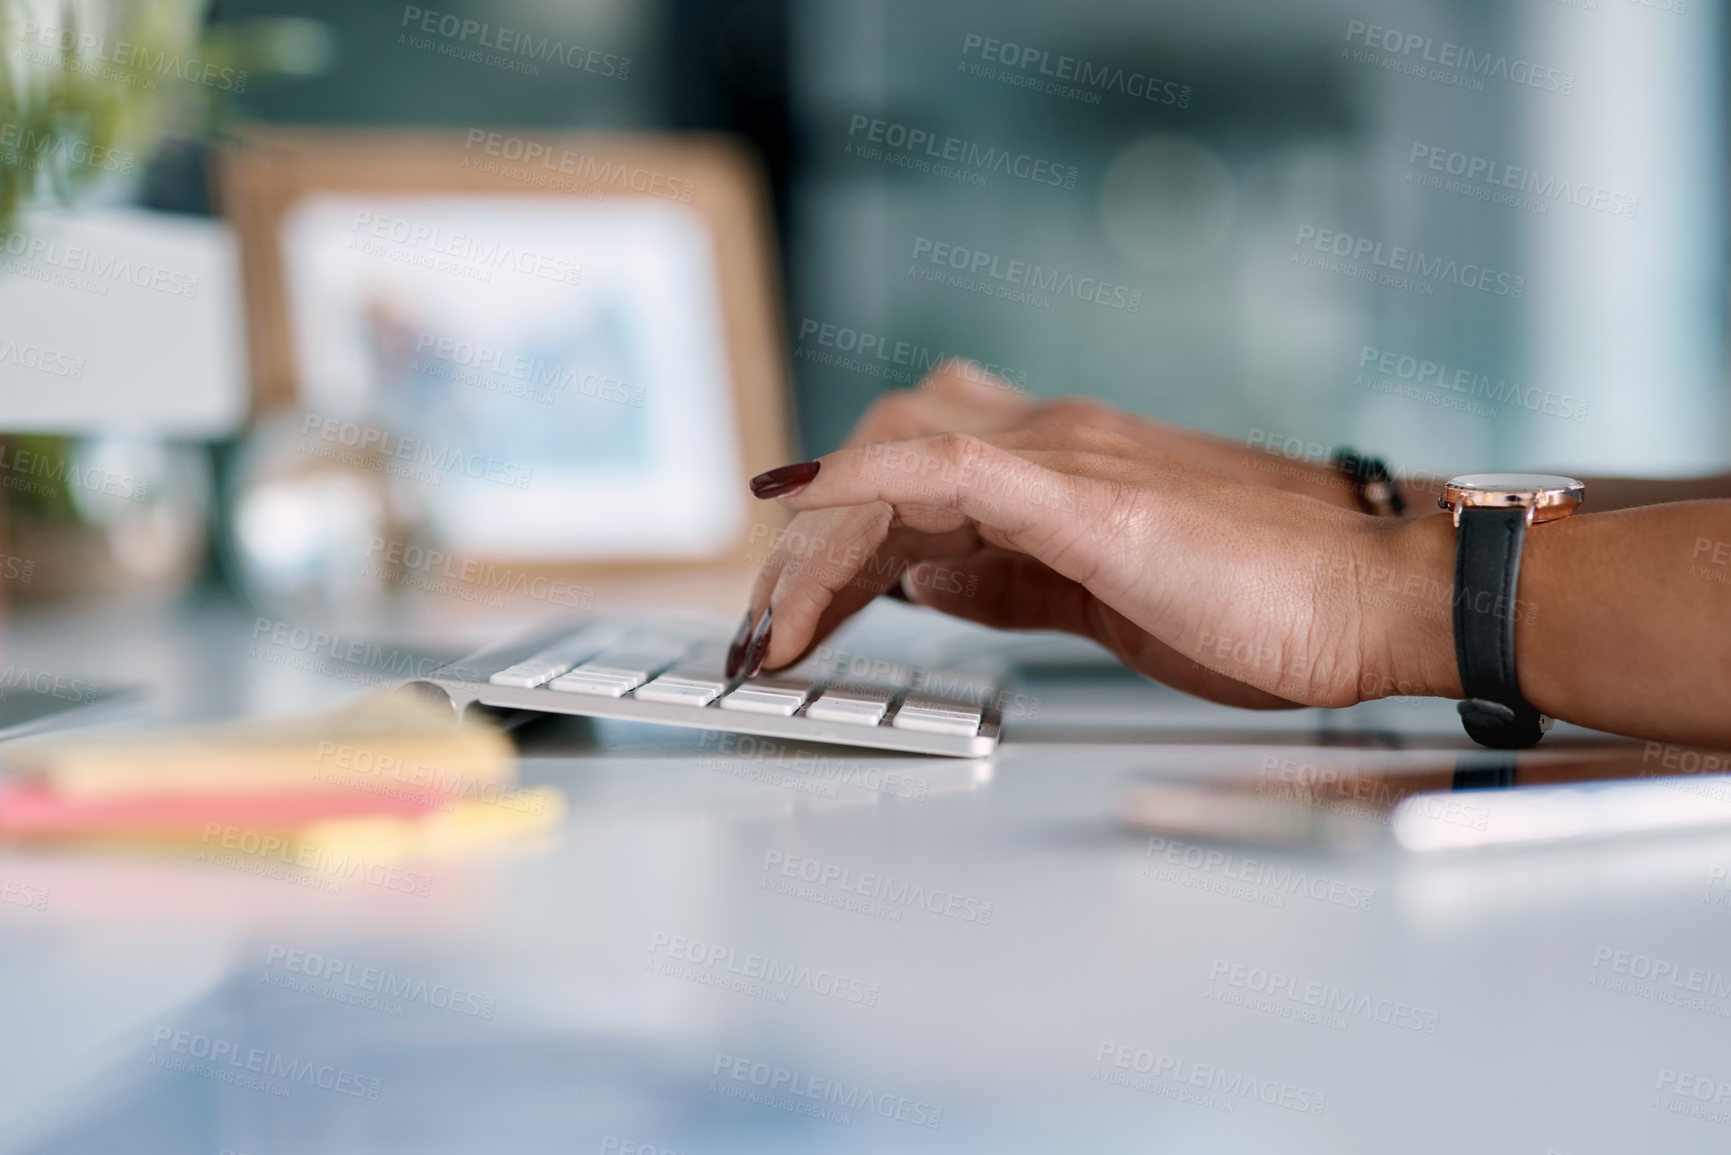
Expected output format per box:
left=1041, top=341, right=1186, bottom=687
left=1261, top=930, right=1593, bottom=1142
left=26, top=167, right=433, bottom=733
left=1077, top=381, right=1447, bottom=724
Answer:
left=1439, top=473, right=1584, bottom=748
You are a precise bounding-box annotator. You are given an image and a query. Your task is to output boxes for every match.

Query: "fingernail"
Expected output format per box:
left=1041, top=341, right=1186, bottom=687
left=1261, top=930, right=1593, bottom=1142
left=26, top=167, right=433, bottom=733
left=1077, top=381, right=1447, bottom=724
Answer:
left=724, top=609, right=754, bottom=680
left=744, top=606, right=773, bottom=678
left=882, top=582, right=911, bottom=603
left=749, top=461, right=820, bottom=499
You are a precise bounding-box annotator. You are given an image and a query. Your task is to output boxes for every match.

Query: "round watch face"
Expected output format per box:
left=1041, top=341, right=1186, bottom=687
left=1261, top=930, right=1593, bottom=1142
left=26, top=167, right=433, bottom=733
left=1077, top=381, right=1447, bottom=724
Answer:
left=1441, top=472, right=1585, bottom=524
left=1447, top=473, right=1583, bottom=492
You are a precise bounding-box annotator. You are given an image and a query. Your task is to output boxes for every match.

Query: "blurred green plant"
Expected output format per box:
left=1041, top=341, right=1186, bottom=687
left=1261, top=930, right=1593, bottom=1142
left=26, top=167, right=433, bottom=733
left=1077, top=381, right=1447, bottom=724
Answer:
left=0, top=0, right=332, bottom=232
left=0, top=0, right=199, bottom=230
left=0, top=1, right=329, bottom=542
left=0, top=433, right=81, bottom=521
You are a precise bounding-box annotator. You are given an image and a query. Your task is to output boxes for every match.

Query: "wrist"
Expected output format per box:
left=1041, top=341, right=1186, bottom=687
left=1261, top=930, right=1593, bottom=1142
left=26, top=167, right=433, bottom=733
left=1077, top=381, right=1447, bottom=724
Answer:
left=1356, top=512, right=1463, bottom=701
left=1392, top=469, right=1448, bottom=520
left=1241, top=447, right=1363, bottom=510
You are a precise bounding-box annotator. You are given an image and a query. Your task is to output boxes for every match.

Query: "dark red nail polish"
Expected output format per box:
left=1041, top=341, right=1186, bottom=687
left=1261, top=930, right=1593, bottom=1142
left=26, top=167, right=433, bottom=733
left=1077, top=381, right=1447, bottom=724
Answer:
left=882, top=581, right=911, bottom=603
left=744, top=607, right=773, bottom=678
left=724, top=610, right=753, bottom=679
left=750, top=461, right=820, bottom=499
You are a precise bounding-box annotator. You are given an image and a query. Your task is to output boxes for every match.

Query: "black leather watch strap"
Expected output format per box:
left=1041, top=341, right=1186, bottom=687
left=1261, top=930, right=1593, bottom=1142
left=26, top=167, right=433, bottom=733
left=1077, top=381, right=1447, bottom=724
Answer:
left=1453, top=507, right=1549, bottom=748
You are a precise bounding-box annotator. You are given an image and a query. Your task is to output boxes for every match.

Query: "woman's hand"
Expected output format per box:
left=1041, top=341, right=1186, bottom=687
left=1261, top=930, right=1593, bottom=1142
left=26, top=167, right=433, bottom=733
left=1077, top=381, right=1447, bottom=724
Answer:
left=735, top=417, right=1462, bottom=711
left=732, top=362, right=1362, bottom=682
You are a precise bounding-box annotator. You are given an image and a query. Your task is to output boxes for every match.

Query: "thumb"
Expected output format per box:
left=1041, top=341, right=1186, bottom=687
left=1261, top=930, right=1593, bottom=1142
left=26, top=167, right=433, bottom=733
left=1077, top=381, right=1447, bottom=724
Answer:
left=904, top=550, right=1095, bottom=636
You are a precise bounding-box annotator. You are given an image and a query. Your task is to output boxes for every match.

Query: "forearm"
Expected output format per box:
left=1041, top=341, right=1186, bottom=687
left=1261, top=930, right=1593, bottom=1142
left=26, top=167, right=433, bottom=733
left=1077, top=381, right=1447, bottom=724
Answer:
left=1387, top=503, right=1731, bottom=746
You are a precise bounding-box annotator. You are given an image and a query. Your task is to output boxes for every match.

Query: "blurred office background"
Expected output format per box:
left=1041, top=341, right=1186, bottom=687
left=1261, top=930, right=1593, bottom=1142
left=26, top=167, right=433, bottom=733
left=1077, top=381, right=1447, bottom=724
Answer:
left=1, top=0, right=1727, bottom=609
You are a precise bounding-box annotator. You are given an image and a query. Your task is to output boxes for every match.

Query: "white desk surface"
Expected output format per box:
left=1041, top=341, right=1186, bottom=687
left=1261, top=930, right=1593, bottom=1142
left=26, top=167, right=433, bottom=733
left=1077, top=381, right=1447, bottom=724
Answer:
left=0, top=596, right=1725, bottom=1154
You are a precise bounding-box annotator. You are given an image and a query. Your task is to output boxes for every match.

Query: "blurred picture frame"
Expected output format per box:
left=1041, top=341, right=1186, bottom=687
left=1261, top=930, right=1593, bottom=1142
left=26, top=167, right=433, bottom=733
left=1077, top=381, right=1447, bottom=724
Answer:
left=217, top=127, right=792, bottom=575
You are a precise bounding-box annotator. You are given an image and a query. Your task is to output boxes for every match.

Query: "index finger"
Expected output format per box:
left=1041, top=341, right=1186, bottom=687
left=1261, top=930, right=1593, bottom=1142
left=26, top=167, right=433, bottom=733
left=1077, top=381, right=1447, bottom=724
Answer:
left=763, top=433, right=1106, bottom=586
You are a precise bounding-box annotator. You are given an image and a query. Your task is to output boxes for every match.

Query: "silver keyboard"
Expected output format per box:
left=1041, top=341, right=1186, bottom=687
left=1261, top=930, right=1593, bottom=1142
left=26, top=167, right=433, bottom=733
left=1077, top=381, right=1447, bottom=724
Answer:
left=404, top=621, right=1001, bottom=757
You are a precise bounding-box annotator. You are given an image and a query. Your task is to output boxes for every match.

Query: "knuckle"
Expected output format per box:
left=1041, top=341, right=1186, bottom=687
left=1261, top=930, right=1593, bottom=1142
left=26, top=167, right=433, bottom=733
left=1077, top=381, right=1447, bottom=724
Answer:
left=1031, top=400, right=1147, bottom=456
left=934, top=430, right=989, bottom=473
left=1053, top=419, right=1132, bottom=456
left=1088, top=477, right=1145, bottom=537
left=849, top=501, right=896, bottom=544
left=1042, top=396, right=1106, bottom=424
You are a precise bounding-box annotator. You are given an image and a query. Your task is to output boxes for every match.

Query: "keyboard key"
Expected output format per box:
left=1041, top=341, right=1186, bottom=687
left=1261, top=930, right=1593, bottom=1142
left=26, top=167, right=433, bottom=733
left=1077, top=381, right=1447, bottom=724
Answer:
left=891, top=710, right=981, bottom=736
left=899, top=689, right=985, bottom=714
left=891, top=693, right=982, bottom=737
left=635, top=669, right=727, bottom=706
left=547, top=637, right=690, bottom=696
left=719, top=677, right=814, bottom=716
left=489, top=631, right=607, bottom=688
left=579, top=656, right=672, bottom=682
left=647, top=664, right=728, bottom=684
left=490, top=665, right=556, bottom=689
left=548, top=670, right=639, bottom=697
left=806, top=684, right=893, bottom=726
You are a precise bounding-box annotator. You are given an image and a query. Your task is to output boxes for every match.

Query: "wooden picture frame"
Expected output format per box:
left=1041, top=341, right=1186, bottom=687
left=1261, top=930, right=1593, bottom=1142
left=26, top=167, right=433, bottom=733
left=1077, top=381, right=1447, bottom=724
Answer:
left=216, top=126, right=792, bottom=581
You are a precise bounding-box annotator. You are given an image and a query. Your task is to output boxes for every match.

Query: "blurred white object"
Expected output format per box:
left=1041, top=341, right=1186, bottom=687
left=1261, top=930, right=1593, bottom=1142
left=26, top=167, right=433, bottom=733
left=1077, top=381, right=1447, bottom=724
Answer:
left=228, top=411, right=398, bottom=617
left=0, top=208, right=246, bottom=436
left=1394, top=778, right=1731, bottom=853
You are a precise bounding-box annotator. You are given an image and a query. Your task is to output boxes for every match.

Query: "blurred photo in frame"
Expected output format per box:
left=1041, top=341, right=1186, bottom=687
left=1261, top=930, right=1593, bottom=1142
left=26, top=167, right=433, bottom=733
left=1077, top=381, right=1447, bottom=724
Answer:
left=218, top=128, right=792, bottom=580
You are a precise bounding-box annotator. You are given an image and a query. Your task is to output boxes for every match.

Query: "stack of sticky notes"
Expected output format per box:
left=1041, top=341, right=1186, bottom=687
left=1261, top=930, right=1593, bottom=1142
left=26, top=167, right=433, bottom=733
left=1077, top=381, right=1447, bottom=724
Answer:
left=0, top=693, right=563, bottom=860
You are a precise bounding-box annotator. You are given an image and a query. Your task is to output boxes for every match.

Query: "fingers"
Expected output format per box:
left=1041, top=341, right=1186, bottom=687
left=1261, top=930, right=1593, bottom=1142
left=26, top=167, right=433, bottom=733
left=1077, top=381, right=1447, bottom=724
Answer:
left=742, top=372, right=1038, bottom=673
left=844, top=361, right=1036, bottom=448
left=745, top=503, right=982, bottom=672
left=743, top=504, right=891, bottom=668
left=903, top=547, right=1097, bottom=636
left=743, top=431, right=1119, bottom=678
left=746, top=507, right=883, bottom=612
left=919, top=357, right=1033, bottom=410
left=771, top=434, right=1108, bottom=583
left=755, top=430, right=1235, bottom=689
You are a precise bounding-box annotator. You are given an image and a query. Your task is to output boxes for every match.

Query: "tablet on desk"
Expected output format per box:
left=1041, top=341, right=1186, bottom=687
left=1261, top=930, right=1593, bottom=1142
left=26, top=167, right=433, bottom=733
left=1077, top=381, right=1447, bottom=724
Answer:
left=1122, top=740, right=1731, bottom=852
